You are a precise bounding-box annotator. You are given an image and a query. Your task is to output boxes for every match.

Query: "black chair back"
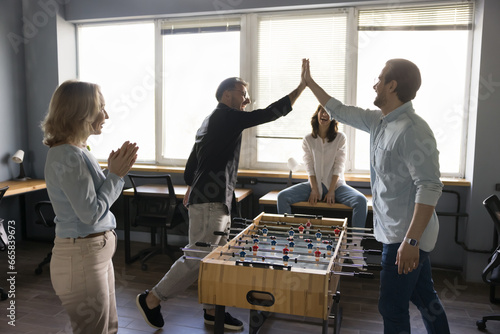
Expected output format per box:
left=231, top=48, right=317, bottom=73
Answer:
left=128, top=174, right=178, bottom=228
left=0, top=186, right=8, bottom=203
left=484, top=194, right=500, bottom=237
left=35, top=201, right=56, bottom=228
left=482, top=195, right=500, bottom=303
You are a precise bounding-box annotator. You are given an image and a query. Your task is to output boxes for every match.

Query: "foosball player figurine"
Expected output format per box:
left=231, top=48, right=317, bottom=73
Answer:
left=271, top=239, right=277, bottom=251
left=307, top=241, right=314, bottom=254
left=334, top=227, right=341, bottom=237
left=288, top=240, right=295, bottom=252
left=253, top=235, right=259, bottom=244
left=314, top=247, right=321, bottom=262
left=252, top=244, right=259, bottom=256
left=239, top=250, right=247, bottom=261
left=283, top=253, right=290, bottom=266
left=306, top=220, right=312, bottom=233
left=288, top=227, right=295, bottom=238
left=315, top=229, right=322, bottom=242
left=262, top=225, right=268, bottom=237
left=282, top=246, right=290, bottom=255
left=326, top=243, right=333, bottom=256
left=298, top=223, right=305, bottom=238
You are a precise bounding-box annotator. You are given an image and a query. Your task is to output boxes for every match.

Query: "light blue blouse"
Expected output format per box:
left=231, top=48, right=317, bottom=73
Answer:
left=44, top=144, right=124, bottom=238
left=325, top=98, right=443, bottom=251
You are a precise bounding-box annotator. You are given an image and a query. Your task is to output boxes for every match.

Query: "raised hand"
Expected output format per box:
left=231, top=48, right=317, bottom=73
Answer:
left=302, top=58, right=311, bottom=86
left=107, top=141, right=139, bottom=178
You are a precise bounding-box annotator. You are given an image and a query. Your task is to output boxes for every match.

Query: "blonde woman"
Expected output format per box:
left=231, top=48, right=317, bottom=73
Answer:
left=42, top=80, right=138, bottom=334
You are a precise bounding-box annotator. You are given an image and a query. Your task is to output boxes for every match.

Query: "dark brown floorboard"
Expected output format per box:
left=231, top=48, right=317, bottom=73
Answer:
left=1, top=240, right=500, bottom=333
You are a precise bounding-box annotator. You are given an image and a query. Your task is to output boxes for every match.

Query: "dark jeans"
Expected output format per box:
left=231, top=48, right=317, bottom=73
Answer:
left=379, top=243, right=450, bottom=334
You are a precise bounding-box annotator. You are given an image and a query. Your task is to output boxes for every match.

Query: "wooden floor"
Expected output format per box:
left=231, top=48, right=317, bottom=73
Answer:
left=1, top=240, right=500, bottom=334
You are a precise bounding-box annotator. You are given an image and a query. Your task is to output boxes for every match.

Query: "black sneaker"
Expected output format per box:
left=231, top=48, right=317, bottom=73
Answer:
left=136, top=290, right=164, bottom=329
left=204, top=309, right=243, bottom=330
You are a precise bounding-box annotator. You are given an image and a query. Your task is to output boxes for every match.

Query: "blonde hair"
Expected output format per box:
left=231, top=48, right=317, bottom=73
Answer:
left=42, top=80, right=104, bottom=147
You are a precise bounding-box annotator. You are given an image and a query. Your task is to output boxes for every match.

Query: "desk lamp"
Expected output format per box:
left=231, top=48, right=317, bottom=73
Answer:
left=286, top=157, right=302, bottom=188
left=12, top=150, right=30, bottom=181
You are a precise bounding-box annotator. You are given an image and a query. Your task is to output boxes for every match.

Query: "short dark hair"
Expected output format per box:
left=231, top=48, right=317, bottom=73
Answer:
left=311, top=105, right=338, bottom=142
left=384, top=59, right=421, bottom=103
left=215, top=77, right=248, bottom=102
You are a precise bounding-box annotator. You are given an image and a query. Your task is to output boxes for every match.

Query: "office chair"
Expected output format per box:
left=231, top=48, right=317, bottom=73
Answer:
left=128, top=173, right=182, bottom=270
left=0, top=186, right=9, bottom=300
left=476, top=194, right=500, bottom=330
left=34, top=201, right=55, bottom=275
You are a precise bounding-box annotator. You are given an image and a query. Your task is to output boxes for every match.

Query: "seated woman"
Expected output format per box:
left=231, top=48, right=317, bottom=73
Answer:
left=277, top=105, right=368, bottom=228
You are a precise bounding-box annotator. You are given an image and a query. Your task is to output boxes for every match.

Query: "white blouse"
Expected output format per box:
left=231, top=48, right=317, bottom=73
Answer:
left=302, top=132, right=347, bottom=198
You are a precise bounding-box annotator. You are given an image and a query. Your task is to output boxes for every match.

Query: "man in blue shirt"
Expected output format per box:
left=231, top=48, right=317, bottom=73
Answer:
left=303, top=58, right=449, bottom=333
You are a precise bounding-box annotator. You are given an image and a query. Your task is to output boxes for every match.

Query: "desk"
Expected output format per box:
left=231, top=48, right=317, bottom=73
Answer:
left=0, top=179, right=47, bottom=240
left=1, top=179, right=47, bottom=197
left=122, top=185, right=253, bottom=264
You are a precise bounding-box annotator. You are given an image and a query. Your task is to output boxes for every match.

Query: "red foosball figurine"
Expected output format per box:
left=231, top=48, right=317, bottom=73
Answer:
left=298, top=223, right=305, bottom=238
left=334, top=227, right=341, bottom=237
left=306, top=220, right=312, bottom=233
left=282, top=246, right=290, bottom=255
left=315, top=247, right=321, bottom=262
left=252, top=244, right=259, bottom=256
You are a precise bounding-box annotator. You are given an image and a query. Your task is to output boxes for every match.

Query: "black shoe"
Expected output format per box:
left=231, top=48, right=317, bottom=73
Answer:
left=204, top=309, right=243, bottom=330
left=136, top=290, right=164, bottom=329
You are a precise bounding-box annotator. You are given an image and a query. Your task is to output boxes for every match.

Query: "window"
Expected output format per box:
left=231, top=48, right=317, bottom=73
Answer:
left=249, top=10, right=348, bottom=169
left=76, top=2, right=474, bottom=177
left=355, top=3, right=473, bottom=176
left=160, top=18, right=240, bottom=164
left=78, top=22, right=155, bottom=162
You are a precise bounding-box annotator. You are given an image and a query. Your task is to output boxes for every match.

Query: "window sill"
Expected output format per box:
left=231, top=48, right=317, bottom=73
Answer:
left=100, top=163, right=470, bottom=187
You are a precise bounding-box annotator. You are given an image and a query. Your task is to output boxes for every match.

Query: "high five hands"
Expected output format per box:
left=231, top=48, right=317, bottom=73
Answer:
left=302, top=58, right=312, bottom=86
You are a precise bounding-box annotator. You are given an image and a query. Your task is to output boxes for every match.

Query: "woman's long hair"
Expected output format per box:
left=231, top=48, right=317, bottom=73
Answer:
left=311, top=105, right=338, bottom=142
left=42, top=80, right=103, bottom=147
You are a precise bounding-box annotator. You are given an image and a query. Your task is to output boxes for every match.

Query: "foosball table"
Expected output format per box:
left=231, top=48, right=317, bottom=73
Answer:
left=196, top=213, right=377, bottom=334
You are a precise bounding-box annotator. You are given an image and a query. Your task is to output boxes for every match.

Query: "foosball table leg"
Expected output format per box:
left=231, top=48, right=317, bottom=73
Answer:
left=214, top=305, right=225, bottom=334
left=249, top=309, right=271, bottom=334
left=323, top=291, right=342, bottom=334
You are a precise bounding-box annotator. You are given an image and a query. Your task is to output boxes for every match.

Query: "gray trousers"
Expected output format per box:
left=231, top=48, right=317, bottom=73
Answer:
left=151, top=202, right=230, bottom=309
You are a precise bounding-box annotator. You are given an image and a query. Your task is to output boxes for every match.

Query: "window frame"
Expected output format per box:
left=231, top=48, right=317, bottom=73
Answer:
left=76, top=2, right=474, bottom=178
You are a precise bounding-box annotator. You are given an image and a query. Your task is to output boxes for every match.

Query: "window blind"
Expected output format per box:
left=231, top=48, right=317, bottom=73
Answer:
left=161, top=18, right=240, bottom=35
left=358, top=2, right=474, bottom=31
left=256, top=11, right=348, bottom=139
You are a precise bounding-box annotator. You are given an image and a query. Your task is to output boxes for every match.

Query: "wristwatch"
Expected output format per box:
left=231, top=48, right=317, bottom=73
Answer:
left=403, top=237, right=419, bottom=247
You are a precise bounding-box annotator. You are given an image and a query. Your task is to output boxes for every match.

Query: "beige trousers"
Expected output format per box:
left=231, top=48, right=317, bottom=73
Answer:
left=50, top=230, right=117, bottom=334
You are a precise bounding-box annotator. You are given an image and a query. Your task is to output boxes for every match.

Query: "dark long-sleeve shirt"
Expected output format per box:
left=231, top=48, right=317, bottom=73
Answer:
left=184, top=95, right=292, bottom=211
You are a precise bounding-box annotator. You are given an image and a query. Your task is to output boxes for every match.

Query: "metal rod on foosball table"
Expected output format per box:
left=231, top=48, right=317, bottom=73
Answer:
left=184, top=250, right=378, bottom=272
left=227, top=243, right=337, bottom=258
left=242, top=226, right=375, bottom=239
left=332, top=271, right=374, bottom=279
left=233, top=238, right=358, bottom=248
left=342, top=248, right=382, bottom=255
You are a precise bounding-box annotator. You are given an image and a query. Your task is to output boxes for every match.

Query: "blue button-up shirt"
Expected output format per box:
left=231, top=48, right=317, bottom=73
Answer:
left=325, top=98, right=443, bottom=251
